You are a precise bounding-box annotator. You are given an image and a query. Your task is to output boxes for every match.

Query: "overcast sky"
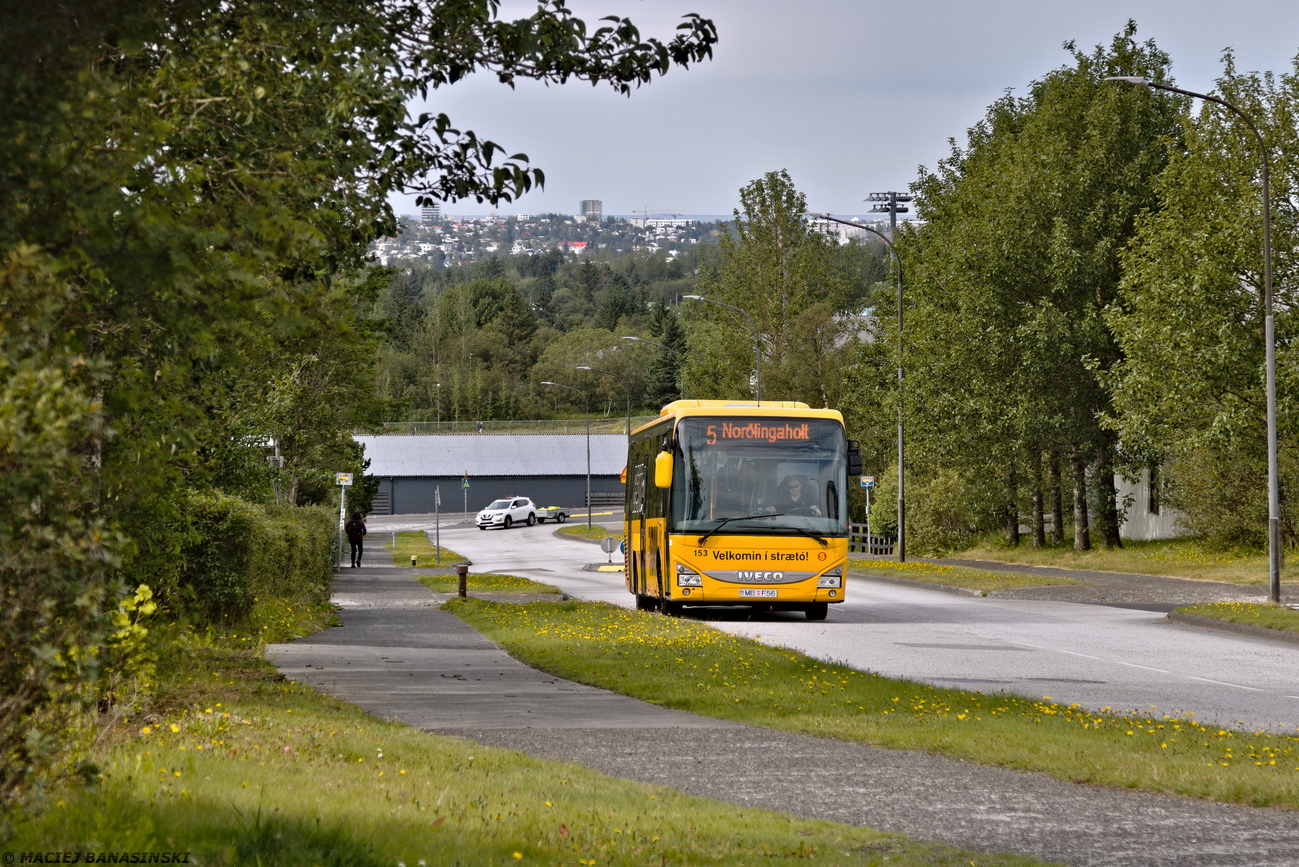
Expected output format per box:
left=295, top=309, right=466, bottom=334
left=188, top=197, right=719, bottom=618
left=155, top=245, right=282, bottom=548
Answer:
left=390, top=0, right=1299, bottom=219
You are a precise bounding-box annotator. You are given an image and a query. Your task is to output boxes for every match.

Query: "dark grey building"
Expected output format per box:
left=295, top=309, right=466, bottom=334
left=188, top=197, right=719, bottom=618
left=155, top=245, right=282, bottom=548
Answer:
left=355, top=434, right=627, bottom=515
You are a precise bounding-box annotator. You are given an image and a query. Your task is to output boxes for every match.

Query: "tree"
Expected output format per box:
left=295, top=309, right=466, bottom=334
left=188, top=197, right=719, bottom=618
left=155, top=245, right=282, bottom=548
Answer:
left=646, top=306, right=688, bottom=408
left=533, top=328, right=647, bottom=418
left=0, top=0, right=716, bottom=803
left=1106, top=55, right=1299, bottom=546
left=688, top=170, right=855, bottom=403
left=893, top=23, right=1181, bottom=552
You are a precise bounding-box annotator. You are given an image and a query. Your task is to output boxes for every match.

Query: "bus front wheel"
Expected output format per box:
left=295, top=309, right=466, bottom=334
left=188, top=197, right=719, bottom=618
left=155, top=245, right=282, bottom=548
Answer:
left=661, top=597, right=683, bottom=617
left=805, top=602, right=828, bottom=621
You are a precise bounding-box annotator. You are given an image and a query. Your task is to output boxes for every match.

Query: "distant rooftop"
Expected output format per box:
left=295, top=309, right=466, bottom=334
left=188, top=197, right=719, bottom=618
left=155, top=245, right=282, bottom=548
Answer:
left=355, top=434, right=627, bottom=478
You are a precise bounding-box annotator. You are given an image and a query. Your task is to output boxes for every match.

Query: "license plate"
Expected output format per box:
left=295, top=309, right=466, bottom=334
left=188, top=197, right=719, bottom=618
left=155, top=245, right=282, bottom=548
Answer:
left=739, top=588, right=778, bottom=598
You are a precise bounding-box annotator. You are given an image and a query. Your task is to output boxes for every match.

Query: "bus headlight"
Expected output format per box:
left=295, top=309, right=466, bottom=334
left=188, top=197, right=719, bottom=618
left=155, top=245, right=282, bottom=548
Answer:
left=676, top=570, right=702, bottom=587
left=817, top=565, right=843, bottom=588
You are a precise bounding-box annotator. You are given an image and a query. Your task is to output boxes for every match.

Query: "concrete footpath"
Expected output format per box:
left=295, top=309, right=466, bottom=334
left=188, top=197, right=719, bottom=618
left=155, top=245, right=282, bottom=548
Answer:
left=268, top=550, right=1299, bottom=867
left=269, top=563, right=735, bottom=731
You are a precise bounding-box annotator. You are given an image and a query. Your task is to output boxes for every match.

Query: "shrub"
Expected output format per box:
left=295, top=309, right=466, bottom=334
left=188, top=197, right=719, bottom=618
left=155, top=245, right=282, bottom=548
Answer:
left=1164, top=447, right=1287, bottom=550
left=0, top=284, right=130, bottom=806
left=870, top=466, right=1003, bottom=556
left=178, top=492, right=335, bottom=624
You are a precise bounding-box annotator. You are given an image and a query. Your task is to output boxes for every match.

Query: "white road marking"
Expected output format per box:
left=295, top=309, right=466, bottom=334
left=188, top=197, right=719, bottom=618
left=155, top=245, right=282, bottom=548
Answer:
left=1189, top=676, right=1265, bottom=692
left=1113, top=661, right=1171, bottom=673
left=1056, top=650, right=1105, bottom=660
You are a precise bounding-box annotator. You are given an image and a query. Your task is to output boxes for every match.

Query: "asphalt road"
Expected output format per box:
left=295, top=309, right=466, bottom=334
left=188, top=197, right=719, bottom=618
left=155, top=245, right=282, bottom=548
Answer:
left=270, top=520, right=1299, bottom=867
left=409, top=515, right=1299, bottom=732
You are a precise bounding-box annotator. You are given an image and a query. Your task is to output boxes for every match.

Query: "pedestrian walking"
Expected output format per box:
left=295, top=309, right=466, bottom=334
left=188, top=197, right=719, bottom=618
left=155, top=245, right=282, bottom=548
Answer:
left=344, top=512, right=367, bottom=567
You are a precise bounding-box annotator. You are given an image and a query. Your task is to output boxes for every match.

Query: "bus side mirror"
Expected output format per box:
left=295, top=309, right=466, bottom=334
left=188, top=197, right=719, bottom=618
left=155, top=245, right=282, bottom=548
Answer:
left=654, top=451, right=674, bottom=488
left=847, top=440, right=862, bottom=476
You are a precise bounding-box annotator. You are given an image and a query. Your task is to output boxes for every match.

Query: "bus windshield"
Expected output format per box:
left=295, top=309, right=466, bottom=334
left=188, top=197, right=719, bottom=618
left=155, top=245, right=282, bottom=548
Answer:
left=670, top=417, right=849, bottom=536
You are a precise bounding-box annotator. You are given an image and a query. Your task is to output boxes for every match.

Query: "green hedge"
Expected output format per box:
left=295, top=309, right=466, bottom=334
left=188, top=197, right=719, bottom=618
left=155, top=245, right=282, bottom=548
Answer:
left=178, top=492, right=336, bottom=623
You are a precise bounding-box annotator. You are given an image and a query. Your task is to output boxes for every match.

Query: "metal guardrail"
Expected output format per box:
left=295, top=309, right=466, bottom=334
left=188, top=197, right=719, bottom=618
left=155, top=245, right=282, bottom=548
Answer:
left=849, top=523, right=896, bottom=556
left=377, top=417, right=660, bottom=435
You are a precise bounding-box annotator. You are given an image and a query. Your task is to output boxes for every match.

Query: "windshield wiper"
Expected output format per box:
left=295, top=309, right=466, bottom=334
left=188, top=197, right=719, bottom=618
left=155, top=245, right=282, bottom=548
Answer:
left=696, top=513, right=782, bottom=544
left=778, top=524, right=828, bottom=547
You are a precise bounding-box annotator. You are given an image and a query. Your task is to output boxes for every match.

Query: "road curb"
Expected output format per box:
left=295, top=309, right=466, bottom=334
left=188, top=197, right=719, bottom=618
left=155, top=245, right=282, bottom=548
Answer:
left=1166, top=611, right=1299, bottom=646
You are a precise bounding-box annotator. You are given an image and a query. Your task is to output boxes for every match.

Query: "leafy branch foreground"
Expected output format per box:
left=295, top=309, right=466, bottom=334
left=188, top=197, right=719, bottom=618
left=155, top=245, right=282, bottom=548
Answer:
left=9, top=626, right=1040, bottom=866
left=450, top=599, right=1299, bottom=809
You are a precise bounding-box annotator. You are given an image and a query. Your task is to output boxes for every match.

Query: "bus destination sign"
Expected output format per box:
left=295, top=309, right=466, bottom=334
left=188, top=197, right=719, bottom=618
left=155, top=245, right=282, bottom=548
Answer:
left=706, top=422, right=810, bottom=444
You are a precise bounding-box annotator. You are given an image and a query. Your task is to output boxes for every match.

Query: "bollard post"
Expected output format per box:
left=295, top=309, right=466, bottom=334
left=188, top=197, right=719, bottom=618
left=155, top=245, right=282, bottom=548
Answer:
left=456, top=564, right=468, bottom=598
left=411, top=554, right=417, bottom=567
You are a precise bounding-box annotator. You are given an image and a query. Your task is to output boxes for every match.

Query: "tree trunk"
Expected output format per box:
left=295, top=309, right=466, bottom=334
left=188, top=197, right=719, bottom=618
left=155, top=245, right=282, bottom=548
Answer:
left=1072, top=448, right=1090, bottom=551
left=1031, top=449, right=1046, bottom=548
left=1004, top=463, right=1020, bottom=546
left=1050, top=450, right=1064, bottom=545
left=1095, top=439, right=1123, bottom=549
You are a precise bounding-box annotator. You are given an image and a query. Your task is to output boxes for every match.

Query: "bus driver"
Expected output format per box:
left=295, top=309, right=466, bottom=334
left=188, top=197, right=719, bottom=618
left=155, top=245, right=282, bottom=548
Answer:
left=773, top=474, right=821, bottom=516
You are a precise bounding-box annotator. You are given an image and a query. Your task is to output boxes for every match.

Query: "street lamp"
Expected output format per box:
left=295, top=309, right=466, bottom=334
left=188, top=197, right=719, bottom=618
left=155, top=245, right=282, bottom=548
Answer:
left=435, top=382, right=441, bottom=431
left=682, top=294, right=761, bottom=402
left=621, top=335, right=685, bottom=400
left=813, top=212, right=908, bottom=563
left=1105, top=75, right=1280, bottom=602
left=577, top=365, right=632, bottom=440
left=542, top=381, right=592, bottom=529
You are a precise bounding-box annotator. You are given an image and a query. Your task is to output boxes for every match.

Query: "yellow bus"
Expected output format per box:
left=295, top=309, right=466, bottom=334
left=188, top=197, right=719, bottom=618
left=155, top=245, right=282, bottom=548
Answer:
left=624, top=400, right=862, bottom=620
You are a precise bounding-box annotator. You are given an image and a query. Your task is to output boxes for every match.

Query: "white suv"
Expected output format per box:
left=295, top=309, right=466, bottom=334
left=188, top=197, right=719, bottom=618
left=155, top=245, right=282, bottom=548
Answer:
left=476, top=497, right=537, bottom=530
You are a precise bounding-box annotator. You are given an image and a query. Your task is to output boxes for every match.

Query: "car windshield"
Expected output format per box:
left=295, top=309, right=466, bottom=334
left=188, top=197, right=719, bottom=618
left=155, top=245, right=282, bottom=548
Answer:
left=670, top=417, right=849, bottom=536
left=485, top=499, right=511, bottom=510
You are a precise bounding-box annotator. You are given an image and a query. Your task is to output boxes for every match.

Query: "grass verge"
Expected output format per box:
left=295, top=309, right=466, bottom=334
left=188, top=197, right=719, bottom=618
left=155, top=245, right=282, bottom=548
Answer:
left=848, top=558, right=1085, bottom=593
left=416, top=572, right=560, bottom=595
left=1177, top=602, right=1299, bottom=635
left=558, top=524, right=619, bottom=543
left=450, top=597, right=1299, bottom=809
left=385, top=529, right=467, bottom=567
left=8, top=612, right=1042, bottom=865
left=947, top=536, right=1292, bottom=585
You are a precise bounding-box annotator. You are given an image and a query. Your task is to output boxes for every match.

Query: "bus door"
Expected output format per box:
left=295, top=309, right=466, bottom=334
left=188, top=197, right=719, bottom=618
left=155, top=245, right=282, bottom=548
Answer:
left=646, top=525, right=665, bottom=600
left=633, top=456, right=649, bottom=595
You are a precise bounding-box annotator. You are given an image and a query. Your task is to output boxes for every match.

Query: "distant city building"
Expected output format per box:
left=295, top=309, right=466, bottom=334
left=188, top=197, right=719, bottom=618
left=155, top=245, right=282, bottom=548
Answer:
left=580, top=199, right=602, bottom=223
left=421, top=202, right=441, bottom=224
left=367, top=210, right=719, bottom=265
left=806, top=215, right=912, bottom=245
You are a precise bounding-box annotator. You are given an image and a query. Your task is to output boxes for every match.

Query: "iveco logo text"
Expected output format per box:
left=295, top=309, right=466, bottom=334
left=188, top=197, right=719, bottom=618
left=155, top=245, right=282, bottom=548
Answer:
left=737, top=571, right=783, bottom=582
